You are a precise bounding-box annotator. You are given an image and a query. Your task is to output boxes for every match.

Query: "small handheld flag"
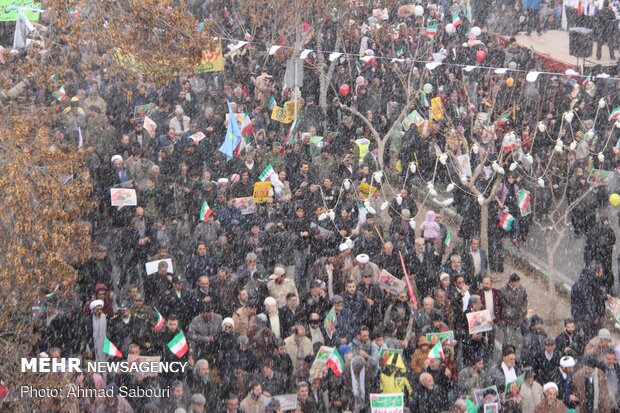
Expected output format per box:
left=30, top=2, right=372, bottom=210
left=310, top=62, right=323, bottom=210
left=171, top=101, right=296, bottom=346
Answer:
left=259, top=163, right=275, bottom=182
left=499, top=212, right=515, bottom=231
left=103, top=337, right=123, bottom=358
left=153, top=307, right=165, bottom=332
left=428, top=341, right=444, bottom=360
left=326, top=348, right=345, bottom=376
left=199, top=201, right=213, bottom=221
left=167, top=331, right=189, bottom=358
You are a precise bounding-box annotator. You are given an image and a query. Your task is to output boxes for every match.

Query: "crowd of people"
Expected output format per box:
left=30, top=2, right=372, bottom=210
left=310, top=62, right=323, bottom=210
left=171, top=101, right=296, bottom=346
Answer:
left=9, top=0, right=620, bottom=412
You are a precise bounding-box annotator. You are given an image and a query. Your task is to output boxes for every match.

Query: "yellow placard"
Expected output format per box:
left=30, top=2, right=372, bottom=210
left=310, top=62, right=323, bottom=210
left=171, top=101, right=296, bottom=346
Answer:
left=284, top=101, right=303, bottom=123
left=271, top=105, right=290, bottom=124
left=431, top=97, right=443, bottom=121
left=357, top=182, right=377, bottom=201
left=195, top=42, right=225, bottom=73
left=253, top=182, right=272, bottom=204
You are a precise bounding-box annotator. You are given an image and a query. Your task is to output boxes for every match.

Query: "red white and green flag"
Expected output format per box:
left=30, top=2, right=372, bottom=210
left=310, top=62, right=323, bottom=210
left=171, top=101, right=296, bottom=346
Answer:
left=324, top=307, right=336, bottom=339
left=259, top=163, right=275, bottom=182
left=327, top=347, right=345, bottom=376
left=154, top=307, right=165, bottom=332
left=103, top=337, right=123, bottom=358
left=498, top=112, right=510, bottom=126
left=199, top=201, right=213, bottom=221
left=502, top=132, right=517, bottom=152
left=167, top=331, right=189, bottom=358
left=426, top=23, right=438, bottom=37
left=609, top=107, right=620, bottom=122
left=452, top=13, right=462, bottom=28
left=428, top=341, right=444, bottom=360
left=234, top=113, right=254, bottom=156
left=518, top=190, right=531, bottom=217
left=284, top=116, right=300, bottom=145
left=55, top=85, right=67, bottom=102
left=499, top=212, right=515, bottom=231
left=268, top=96, right=277, bottom=111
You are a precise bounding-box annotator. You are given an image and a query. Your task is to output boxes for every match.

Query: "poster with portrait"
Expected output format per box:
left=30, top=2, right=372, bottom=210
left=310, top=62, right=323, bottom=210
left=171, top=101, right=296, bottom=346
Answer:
left=233, top=197, right=257, bottom=215
left=378, top=270, right=407, bottom=296
left=474, top=386, right=499, bottom=407
left=466, top=309, right=493, bottom=334
left=110, top=188, right=137, bottom=206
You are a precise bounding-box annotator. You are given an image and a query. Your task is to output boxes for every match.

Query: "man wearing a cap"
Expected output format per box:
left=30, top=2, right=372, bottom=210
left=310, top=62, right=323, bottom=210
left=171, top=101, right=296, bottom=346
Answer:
left=349, top=253, right=381, bottom=285
left=552, top=356, right=577, bottom=409
left=161, top=276, right=196, bottom=329
left=108, top=300, right=146, bottom=355
left=188, top=393, right=207, bottom=413
left=585, top=328, right=615, bottom=363
left=329, top=295, right=355, bottom=346
left=572, top=356, right=617, bottom=412
left=267, top=266, right=298, bottom=308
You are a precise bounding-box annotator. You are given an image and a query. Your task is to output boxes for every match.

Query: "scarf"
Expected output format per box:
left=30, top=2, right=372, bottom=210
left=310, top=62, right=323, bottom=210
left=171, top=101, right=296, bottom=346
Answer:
left=351, top=364, right=366, bottom=403
left=501, top=362, right=517, bottom=384
left=593, top=370, right=600, bottom=411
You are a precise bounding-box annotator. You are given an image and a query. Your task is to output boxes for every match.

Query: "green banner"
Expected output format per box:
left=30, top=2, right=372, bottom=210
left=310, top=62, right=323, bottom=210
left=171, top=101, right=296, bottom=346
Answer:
left=370, top=393, right=403, bottom=412
left=0, top=0, right=40, bottom=22
left=426, top=330, right=455, bottom=344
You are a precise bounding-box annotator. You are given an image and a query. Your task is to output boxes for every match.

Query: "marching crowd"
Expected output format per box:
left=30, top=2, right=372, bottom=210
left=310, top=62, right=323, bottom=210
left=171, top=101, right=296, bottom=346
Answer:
left=9, top=0, right=620, bottom=412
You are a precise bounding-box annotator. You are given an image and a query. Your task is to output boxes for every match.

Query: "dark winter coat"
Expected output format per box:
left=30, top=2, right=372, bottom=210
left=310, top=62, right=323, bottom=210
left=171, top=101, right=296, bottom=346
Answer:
left=571, top=268, right=606, bottom=323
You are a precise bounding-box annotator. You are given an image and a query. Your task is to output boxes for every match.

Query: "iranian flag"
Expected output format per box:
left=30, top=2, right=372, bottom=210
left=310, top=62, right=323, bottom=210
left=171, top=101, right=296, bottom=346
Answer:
left=518, top=190, right=531, bottom=216
left=326, top=348, right=345, bottom=376
left=234, top=113, right=254, bottom=156
left=428, top=341, right=444, bottom=360
left=324, top=307, right=336, bottom=339
left=444, top=229, right=451, bottom=247
left=499, top=212, right=515, bottom=231
left=55, top=85, right=67, bottom=102
left=497, top=112, right=510, bottom=126
left=502, top=132, right=517, bottom=152
left=259, top=163, right=275, bottom=182
left=103, top=337, right=123, bottom=358
left=199, top=201, right=213, bottom=221
left=452, top=13, right=462, bottom=28
left=268, top=96, right=277, bottom=110
left=167, top=331, right=189, bottom=358
left=609, top=107, right=620, bottom=122
left=426, top=23, right=438, bottom=37
left=153, top=307, right=165, bottom=332
left=284, top=116, right=300, bottom=145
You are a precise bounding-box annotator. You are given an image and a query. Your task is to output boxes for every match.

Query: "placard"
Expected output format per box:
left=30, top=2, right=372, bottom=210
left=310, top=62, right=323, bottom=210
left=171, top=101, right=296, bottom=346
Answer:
left=252, top=182, right=272, bottom=204
left=426, top=330, right=455, bottom=344
left=110, top=188, right=137, bottom=206
left=195, top=42, right=225, bottom=73
left=473, top=386, right=499, bottom=407
left=309, top=346, right=334, bottom=379
left=466, top=309, right=493, bottom=334
left=263, top=394, right=297, bottom=411
left=378, top=269, right=407, bottom=296
left=127, top=354, right=161, bottom=377
left=370, top=393, right=404, bottom=413
left=233, top=197, right=257, bottom=215
left=145, top=258, right=173, bottom=275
